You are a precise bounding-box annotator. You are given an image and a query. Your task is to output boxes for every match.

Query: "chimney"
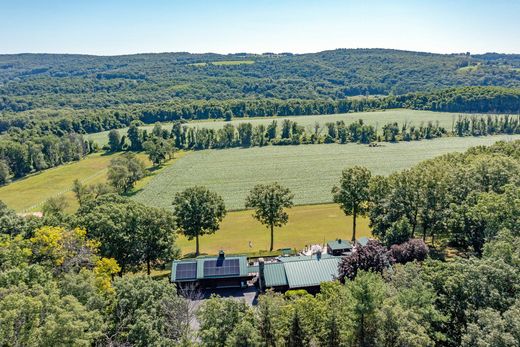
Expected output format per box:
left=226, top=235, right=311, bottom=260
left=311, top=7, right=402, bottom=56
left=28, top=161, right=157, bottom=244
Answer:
left=258, top=258, right=265, bottom=292
left=316, top=250, right=322, bottom=261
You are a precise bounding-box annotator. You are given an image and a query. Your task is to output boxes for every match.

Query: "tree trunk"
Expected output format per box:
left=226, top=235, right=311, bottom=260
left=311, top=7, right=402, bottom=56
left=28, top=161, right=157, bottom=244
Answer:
left=147, top=259, right=151, bottom=276
left=195, top=234, right=200, bottom=256
left=352, top=209, right=357, bottom=243
left=270, top=224, right=274, bottom=252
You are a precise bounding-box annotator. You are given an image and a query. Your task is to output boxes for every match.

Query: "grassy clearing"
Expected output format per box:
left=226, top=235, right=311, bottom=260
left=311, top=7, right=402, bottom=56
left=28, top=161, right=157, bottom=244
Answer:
left=176, top=203, right=371, bottom=256
left=134, top=135, right=520, bottom=210
left=189, top=60, right=255, bottom=67
left=86, top=109, right=478, bottom=146
left=0, top=151, right=183, bottom=213
left=212, top=60, right=255, bottom=66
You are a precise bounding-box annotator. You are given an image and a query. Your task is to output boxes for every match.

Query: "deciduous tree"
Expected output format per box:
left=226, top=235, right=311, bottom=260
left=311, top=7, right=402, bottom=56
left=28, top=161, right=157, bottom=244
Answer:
left=245, top=182, right=294, bottom=252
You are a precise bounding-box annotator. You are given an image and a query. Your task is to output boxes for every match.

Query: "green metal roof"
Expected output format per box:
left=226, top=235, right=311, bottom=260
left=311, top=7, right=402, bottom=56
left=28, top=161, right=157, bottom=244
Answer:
left=283, top=257, right=341, bottom=289
left=357, top=237, right=370, bottom=246
left=279, top=254, right=335, bottom=263
left=263, top=263, right=288, bottom=287
left=327, top=239, right=353, bottom=251
left=171, top=255, right=249, bottom=282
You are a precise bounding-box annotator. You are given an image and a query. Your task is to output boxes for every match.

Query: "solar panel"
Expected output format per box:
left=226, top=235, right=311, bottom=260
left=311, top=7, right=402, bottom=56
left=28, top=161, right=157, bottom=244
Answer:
left=176, top=262, right=197, bottom=280
left=203, top=258, right=240, bottom=277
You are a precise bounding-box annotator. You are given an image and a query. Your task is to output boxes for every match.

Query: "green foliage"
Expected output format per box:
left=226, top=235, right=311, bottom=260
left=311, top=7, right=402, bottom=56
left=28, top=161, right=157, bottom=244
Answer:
left=197, top=295, right=253, bottom=347
left=77, top=194, right=177, bottom=274
left=109, top=276, right=191, bottom=346
left=107, top=152, right=146, bottom=193
left=172, top=186, right=226, bottom=256
left=245, top=182, right=294, bottom=251
left=332, top=166, right=371, bottom=241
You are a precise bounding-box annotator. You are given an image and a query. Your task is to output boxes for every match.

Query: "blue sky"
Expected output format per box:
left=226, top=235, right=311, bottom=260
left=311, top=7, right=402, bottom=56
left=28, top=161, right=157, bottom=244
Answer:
left=1, top=0, right=519, bottom=55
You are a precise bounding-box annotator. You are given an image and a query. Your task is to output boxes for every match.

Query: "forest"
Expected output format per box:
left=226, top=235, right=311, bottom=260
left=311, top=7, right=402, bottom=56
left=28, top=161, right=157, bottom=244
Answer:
left=1, top=50, right=520, bottom=113
left=0, top=140, right=519, bottom=346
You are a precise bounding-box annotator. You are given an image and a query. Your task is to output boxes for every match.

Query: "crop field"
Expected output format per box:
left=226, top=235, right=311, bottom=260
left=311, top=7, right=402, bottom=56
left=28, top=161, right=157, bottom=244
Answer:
left=133, top=134, right=520, bottom=210
left=86, top=109, right=486, bottom=146
left=176, top=203, right=371, bottom=256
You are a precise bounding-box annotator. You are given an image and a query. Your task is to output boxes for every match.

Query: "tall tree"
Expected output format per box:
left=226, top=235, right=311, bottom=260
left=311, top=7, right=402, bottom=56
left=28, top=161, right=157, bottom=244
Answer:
left=107, top=152, right=145, bottom=193
left=332, top=166, right=372, bottom=242
left=107, top=129, right=122, bottom=152
left=245, top=182, right=294, bottom=252
left=172, top=187, right=226, bottom=256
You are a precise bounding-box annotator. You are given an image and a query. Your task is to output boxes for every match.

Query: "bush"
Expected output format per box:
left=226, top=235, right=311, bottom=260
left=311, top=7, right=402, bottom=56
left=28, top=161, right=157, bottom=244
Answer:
left=389, top=239, right=429, bottom=264
left=338, top=240, right=391, bottom=281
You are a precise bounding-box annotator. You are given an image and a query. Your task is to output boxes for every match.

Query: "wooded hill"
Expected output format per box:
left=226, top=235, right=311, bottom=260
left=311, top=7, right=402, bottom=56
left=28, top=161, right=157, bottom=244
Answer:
left=1, top=49, right=519, bottom=112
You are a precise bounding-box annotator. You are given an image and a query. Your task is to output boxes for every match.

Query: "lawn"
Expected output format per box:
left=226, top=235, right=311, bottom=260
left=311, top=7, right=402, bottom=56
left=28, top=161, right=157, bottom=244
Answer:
left=0, top=151, right=178, bottom=213
left=133, top=134, right=520, bottom=210
left=175, top=203, right=371, bottom=256
left=85, top=109, right=482, bottom=146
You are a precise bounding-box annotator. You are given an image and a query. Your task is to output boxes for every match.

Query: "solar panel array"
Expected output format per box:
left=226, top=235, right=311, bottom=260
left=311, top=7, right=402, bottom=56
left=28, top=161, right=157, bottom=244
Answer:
left=176, top=262, right=197, bottom=280
left=203, top=258, right=240, bottom=277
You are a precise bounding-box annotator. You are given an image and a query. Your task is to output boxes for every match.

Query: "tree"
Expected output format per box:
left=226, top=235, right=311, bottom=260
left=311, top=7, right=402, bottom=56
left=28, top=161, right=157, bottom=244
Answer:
left=346, top=271, right=386, bottom=347
left=245, top=183, right=294, bottom=252
left=107, top=152, right=145, bottom=193
left=107, top=129, right=121, bottom=152
left=127, top=122, right=143, bottom=151
left=197, top=295, right=252, bottom=347
left=338, top=240, right=390, bottom=282
left=237, top=123, right=253, bottom=147
left=0, top=159, right=11, bottom=185
left=172, top=186, right=226, bottom=256
left=42, top=195, right=69, bottom=219
left=0, top=201, right=29, bottom=236
left=76, top=195, right=157, bottom=274
left=286, top=309, right=304, bottom=347
left=139, top=207, right=178, bottom=275
left=77, top=195, right=176, bottom=275
left=143, top=137, right=168, bottom=166
left=388, top=238, right=429, bottom=264
left=332, top=166, right=371, bottom=242
left=108, top=276, right=192, bottom=346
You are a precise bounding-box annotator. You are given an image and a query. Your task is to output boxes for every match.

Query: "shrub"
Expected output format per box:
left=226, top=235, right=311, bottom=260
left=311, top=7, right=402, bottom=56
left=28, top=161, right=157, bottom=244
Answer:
left=389, top=238, right=429, bottom=264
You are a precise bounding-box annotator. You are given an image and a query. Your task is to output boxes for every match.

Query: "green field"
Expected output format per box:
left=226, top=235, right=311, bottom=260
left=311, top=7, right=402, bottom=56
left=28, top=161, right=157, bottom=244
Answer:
left=133, top=134, right=520, bottom=210
left=189, top=60, right=255, bottom=67
left=0, top=152, right=158, bottom=213
left=86, top=109, right=480, bottom=146
left=176, top=203, right=371, bottom=256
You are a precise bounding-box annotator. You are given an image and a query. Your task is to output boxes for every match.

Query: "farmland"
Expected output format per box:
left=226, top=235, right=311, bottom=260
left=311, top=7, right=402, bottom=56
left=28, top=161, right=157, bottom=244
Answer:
left=0, top=152, right=159, bottom=213
left=175, top=203, right=370, bottom=256
left=133, top=134, right=520, bottom=210
left=85, top=109, right=481, bottom=146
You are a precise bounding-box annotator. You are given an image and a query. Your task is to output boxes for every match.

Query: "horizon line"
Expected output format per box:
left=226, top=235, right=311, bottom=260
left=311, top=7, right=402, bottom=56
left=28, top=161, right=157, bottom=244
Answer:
left=1, top=47, right=519, bottom=58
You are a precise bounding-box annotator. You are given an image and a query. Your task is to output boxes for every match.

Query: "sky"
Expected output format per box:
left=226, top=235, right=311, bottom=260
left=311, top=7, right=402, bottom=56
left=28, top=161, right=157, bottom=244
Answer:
left=1, top=0, right=519, bottom=56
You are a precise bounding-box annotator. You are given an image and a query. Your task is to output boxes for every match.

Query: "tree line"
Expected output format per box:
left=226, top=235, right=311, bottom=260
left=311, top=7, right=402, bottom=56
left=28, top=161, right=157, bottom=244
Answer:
left=111, top=115, right=519, bottom=165
left=0, top=132, right=95, bottom=185
left=1, top=86, right=519, bottom=137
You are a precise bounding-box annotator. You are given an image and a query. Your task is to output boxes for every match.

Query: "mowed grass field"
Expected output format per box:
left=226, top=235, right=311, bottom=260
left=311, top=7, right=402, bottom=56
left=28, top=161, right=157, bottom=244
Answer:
left=176, top=203, right=371, bottom=256
left=86, top=109, right=478, bottom=146
left=133, top=135, right=520, bottom=210
left=0, top=152, right=162, bottom=213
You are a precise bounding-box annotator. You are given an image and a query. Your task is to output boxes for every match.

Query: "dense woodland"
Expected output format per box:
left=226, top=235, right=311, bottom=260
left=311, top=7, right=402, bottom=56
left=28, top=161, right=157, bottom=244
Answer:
left=1, top=50, right=520, bottom=112
left=0, top=140, right=519, bottom=346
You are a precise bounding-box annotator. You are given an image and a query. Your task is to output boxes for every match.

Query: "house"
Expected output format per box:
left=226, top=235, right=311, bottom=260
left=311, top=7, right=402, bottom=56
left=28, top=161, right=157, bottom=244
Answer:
left=258, top=253, right=341, bottom=293
left=170, top=251, right=254, bottom=289
left=326, top=239, right=353, bottom=256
